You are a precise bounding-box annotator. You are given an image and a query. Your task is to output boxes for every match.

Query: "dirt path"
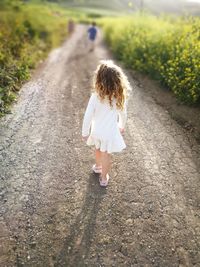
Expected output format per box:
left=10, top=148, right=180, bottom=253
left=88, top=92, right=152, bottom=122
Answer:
left=0, top=25, right=200, bottom=267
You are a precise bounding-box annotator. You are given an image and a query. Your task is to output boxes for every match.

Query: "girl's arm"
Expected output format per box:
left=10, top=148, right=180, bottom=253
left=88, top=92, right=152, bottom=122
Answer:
left=118, top=101, right=127, bottom=130
left=82, top=93, right=96, bottom=137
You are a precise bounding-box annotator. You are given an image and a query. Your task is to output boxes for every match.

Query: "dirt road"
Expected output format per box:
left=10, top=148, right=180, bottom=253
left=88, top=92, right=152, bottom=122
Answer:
left=0, top=25, right=200, bottom=267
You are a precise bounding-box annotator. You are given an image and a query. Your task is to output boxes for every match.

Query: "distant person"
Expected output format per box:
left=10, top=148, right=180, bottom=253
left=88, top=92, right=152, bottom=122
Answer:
left=87, top=22, right=97, bottom=52
left=82, top=60, right=131, bottom=187
left=68, top=19, right=74, bottom=35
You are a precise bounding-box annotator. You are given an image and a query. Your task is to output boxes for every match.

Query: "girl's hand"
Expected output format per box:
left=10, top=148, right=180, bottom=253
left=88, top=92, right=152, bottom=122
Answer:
left=82, top=135, right=89, bottom=142
left=119, top=128, right=125, bottom=135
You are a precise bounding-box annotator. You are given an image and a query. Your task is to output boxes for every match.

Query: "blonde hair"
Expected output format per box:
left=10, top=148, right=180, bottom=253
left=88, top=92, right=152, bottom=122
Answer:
left=93, top=60, right=131, bottom=110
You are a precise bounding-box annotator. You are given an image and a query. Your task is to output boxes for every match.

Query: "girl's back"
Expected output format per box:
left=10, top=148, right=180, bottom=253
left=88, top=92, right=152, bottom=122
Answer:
left=90, top=93, right=125, bottom=141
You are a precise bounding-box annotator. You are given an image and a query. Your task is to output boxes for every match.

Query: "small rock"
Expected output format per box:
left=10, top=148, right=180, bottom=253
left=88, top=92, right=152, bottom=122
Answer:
left=126, top=218, right=133, bottom=225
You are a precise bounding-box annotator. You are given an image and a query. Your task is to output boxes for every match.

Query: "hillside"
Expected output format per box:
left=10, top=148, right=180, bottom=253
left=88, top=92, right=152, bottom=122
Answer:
left=26, top=0, right=200, bottom=16
left=55, top=0, right=131, bottom=11
left=38, top=0, right=200, bottom=16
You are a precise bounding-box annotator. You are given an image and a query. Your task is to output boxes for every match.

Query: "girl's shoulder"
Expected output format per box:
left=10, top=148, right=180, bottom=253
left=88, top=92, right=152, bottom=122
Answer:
left=91, top=92, right=100, bottom=101
left=91, top=92, right=98, bottom=97
left=89, top=92, right=100, bottom=106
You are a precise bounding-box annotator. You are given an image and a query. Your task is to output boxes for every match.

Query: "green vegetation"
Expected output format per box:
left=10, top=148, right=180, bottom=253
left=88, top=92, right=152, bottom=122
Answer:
left=1, top=0, right=200, bottom=115
left=101, top=15, right=200, bottom=104
left=0, top=0, right=119, bottom=116
left=0, top=0, right=72, bottom=115
left=0, top=0, right=118, bottom=115
left=40, top=0, right=131, bottom=12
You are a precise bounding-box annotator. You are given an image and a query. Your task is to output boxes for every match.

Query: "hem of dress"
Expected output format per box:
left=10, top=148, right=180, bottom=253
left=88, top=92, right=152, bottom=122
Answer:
left=86, top=135, right=126, bottom=154
left=98, top=146, right=126, bottom=154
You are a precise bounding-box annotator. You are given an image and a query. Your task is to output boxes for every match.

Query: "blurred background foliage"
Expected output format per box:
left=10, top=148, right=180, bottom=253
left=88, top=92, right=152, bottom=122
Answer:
left=0, top=0, right=200, bottom=115
left=0, top=0, right=86, bottom=115
left=101, top=15, right=200, bottom=104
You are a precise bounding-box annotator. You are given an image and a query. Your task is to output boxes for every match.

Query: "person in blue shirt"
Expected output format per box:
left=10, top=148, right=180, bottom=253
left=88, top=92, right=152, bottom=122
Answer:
left=87, top=22, right=97, bottom=52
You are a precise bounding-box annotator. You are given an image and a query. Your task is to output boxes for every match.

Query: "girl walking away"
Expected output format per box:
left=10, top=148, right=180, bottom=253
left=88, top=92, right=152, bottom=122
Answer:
left=82, top=60, right=131, bottom=187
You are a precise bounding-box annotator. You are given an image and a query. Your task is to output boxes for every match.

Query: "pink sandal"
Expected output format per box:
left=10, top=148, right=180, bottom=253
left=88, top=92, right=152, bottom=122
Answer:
left=92, top=164, right=102, bottom=174
left=99, top=174, right=110, bottom=187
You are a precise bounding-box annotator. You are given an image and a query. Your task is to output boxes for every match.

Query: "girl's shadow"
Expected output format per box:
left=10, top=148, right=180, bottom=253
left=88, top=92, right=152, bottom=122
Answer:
left=54, top=173, right=107, bottom=267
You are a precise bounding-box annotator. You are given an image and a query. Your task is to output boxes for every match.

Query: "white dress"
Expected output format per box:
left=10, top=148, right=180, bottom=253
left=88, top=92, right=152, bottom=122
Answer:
left=82, top=93, right=127, bottom=153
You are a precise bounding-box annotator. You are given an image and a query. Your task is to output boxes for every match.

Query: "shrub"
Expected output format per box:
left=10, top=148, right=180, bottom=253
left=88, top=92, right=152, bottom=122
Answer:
left=101, top=15, right=200, bottom=104
left=0, top=1, right=69, bottom=115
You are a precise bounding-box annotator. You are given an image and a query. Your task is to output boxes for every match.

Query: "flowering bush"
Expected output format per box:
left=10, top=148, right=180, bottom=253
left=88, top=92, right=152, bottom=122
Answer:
left=101, top=15, right=200, bottom=104
left=0, top=2, right=68, bottom=115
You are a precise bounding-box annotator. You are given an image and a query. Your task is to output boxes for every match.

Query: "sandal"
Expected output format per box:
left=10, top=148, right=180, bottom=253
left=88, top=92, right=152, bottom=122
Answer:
left=92, top=164, right=102, bottom=174
left=99, top=174, right=110, bottom=187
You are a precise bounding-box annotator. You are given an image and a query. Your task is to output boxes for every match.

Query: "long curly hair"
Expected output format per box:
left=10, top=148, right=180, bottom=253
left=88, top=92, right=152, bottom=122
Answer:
left=93, top=60, right=131, bottom=110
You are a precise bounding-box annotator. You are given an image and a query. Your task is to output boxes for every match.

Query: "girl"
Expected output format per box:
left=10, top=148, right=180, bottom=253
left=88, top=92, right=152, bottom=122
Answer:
left=82, top=60, right=130, bottom=187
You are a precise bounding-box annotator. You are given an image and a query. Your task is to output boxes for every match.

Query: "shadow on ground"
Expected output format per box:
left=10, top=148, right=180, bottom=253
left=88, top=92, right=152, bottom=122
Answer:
left=54, top=173, right=106, bottom=267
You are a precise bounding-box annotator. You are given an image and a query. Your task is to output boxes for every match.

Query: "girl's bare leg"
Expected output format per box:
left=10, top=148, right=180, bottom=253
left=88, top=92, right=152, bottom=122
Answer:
left=95, top=149, right=102, bottom=168
left=101, top=152, right=111, bottom=181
